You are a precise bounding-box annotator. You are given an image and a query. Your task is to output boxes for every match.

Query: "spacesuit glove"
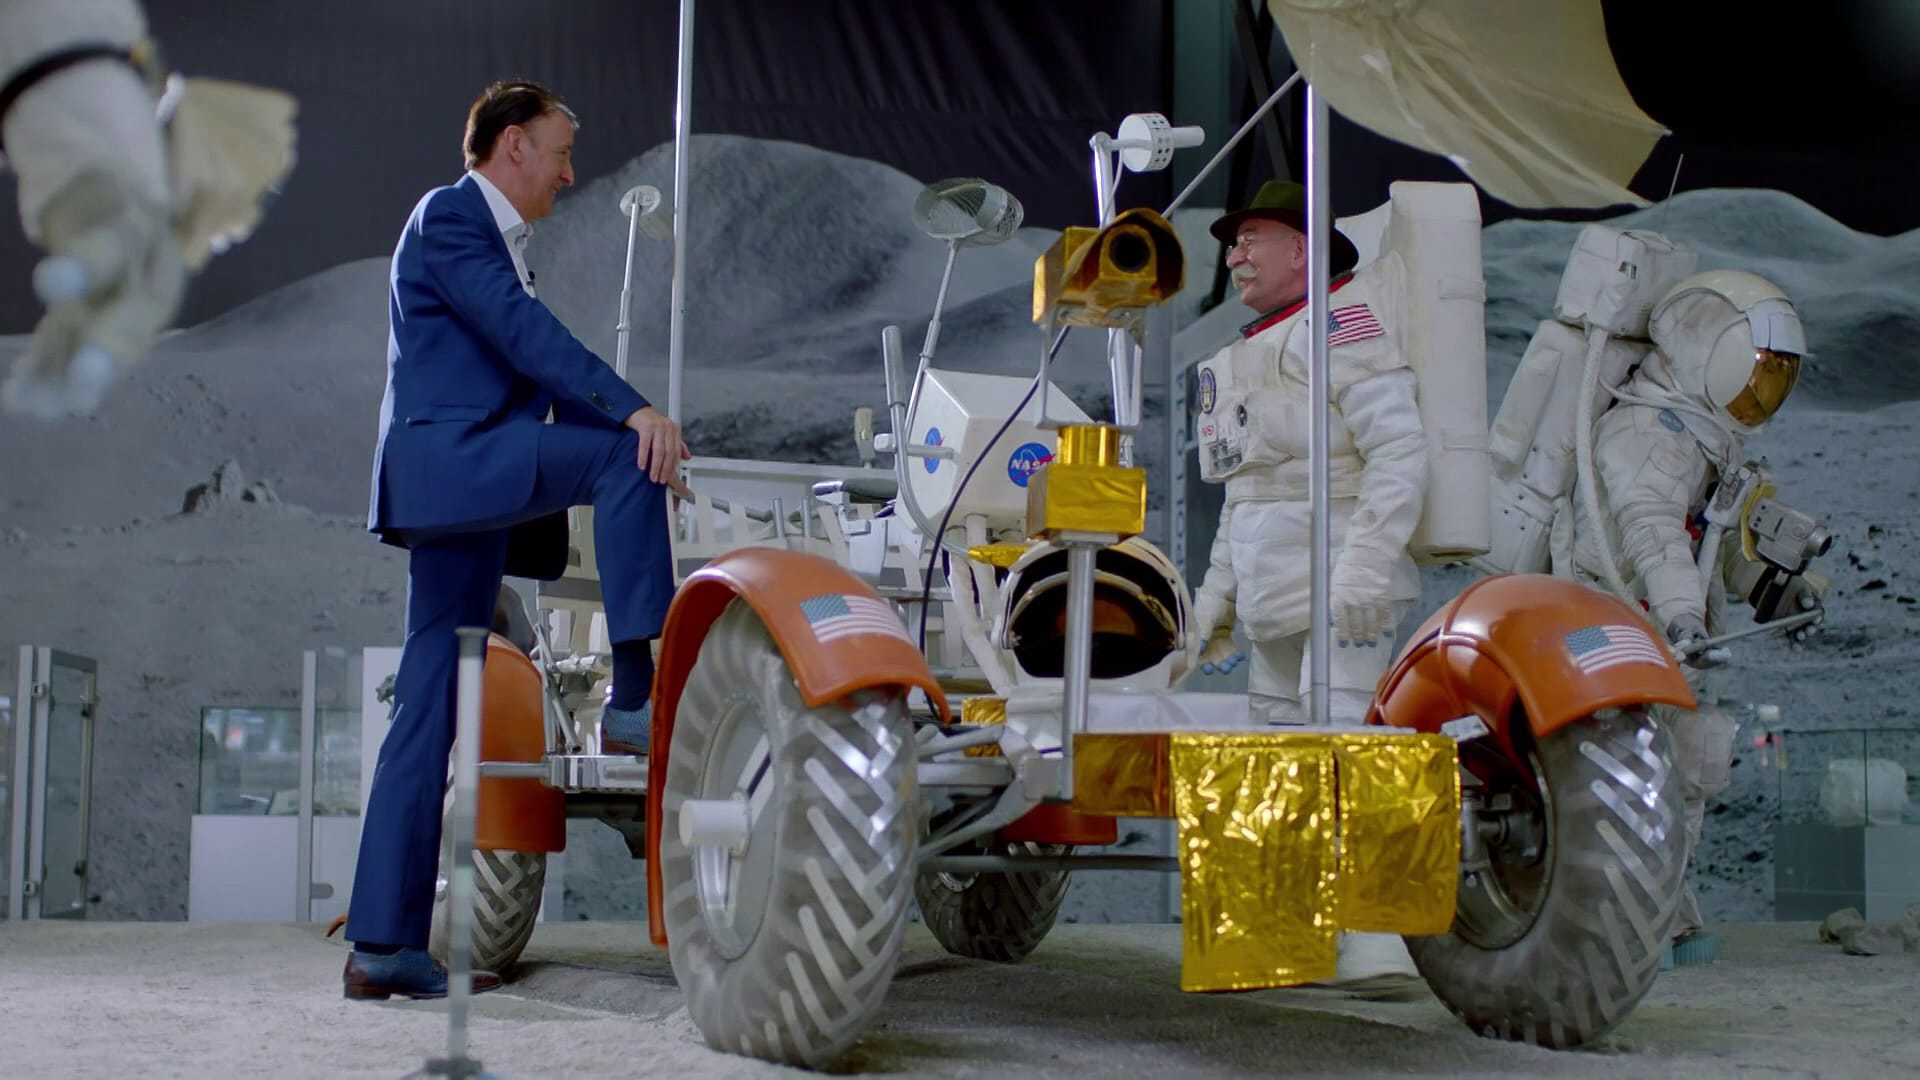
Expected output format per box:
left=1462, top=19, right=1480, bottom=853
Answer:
left=1194, top=627, right=1245, bottom=676
left=1330, top=557, right=1395, bottom=647
left=1667, top=614, right=1727, bottom=669
left=1772, top=574, right=1827, bottom=643
left=4, top=170, right=185, bottom=419
left=2, top=59, right=184, bottom=419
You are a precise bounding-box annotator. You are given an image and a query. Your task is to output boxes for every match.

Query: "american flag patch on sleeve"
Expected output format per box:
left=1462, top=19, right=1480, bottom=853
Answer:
left=1563, top=624, right=1668, bottom=674
left=799, top=593, right=912, bottom=645
left=1326, top=302, right=1385, bottom=347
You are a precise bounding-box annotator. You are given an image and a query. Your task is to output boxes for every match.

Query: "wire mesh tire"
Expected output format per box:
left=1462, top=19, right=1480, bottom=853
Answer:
left=1409, top=706, right=1687, bottom=1049
left=661, top=598, right=918, bottom=1070
left=428, top=848, right=546, bottom=976
left=914, top=838, right=1071, bottom=963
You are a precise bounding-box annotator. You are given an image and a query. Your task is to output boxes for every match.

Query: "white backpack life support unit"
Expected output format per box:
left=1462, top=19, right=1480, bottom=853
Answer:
left=1190, top=181, right=1491, bottom=563
left=1482, top=225, right=1700, bottom=575
left=1386, top=181, right=1490, bottom=564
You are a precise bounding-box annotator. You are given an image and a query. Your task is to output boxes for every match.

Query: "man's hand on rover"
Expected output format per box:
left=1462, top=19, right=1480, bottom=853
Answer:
left=625, top=405, right=693, bottom=488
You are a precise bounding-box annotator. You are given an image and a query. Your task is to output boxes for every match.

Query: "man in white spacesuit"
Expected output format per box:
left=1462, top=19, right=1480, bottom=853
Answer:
left=1188, top=179, right=1429, bottom=729
left=0, top=0, right=294, bottom=419
left=1565, top=268, right=1814, bottom=960
left=1188, top=179, right=1430, bottom=993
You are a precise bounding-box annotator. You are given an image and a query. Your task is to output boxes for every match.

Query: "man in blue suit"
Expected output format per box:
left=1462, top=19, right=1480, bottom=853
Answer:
left=343, top=80, right=684, bottom=1000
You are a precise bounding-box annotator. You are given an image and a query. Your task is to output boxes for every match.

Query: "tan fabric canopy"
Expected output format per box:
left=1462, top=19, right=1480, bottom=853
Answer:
left=1267, top=0, right=1668, bottom=208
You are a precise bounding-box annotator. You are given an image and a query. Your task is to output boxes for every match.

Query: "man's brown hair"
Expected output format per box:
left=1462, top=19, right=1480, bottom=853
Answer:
left=462, top=80, right=578, bottom=170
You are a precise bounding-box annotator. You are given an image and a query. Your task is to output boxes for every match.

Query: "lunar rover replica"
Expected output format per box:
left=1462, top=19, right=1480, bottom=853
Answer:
left=418, top=91, right=1709, bottom=1066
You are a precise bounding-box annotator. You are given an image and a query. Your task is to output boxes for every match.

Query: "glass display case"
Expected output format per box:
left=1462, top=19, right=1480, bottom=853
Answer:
left=4, top=646, right=97, bottom=921
left=188, top=647, right=365, bottom=923
left=1765, top=718, right=1920, bottom=922
left=2, top=647, right=14, bottom=917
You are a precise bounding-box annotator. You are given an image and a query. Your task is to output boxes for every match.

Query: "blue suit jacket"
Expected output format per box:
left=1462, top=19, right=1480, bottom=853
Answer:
left=368, top=175, right=648, bottom=572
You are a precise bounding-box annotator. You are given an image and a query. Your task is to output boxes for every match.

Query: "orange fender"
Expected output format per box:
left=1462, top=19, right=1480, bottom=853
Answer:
left=645, top=549, right=949, bottom=946
left=1368, top=574, right=1695, bottom=761
left=473, top=634, right=565, bottom=853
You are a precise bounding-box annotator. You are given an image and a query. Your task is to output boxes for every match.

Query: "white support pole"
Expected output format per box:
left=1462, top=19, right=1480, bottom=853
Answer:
left=295, top=650, right=316, bottom=923
left=436, top=627, right=490, bottom=1078
left=1305, top=83, right=1332, bottom=727
left=614, top=200, right=642, bottom=382
left=666, top=0, right=696, bottom=422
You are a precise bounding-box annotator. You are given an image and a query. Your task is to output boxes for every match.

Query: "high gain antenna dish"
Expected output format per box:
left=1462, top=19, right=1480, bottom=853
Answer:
left=913, top=177, right=1024, bottom=247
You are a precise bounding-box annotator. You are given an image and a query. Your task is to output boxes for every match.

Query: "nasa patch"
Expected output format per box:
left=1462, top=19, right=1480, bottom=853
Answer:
left=923, top=427, right=944, bottom=474
left=1657, top=409, right=1686, bottom=433
left=1198, top=368, right=1217, bottom=414
left=1007, top=442, right=1053, bottom=488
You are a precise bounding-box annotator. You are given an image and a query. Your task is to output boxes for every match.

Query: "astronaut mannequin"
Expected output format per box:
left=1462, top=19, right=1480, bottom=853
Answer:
left=0, top=0, right=295, bottom=419
left=1188, top=179, right=1429, bottom=991
left=1562, top=269, right=1818, bottom=958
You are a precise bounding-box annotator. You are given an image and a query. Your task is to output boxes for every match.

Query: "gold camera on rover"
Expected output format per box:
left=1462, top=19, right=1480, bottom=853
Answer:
left=1032, top=208, right=1185, bottom=329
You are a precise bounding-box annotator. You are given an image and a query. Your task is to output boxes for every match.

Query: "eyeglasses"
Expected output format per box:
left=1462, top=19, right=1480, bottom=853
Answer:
left=1227, top=232, right=1289, bottom=258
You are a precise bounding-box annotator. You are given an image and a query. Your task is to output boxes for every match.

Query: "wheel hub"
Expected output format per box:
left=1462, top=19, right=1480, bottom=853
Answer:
left=1454, top=749, right=1554, bottom=951
left=692, top=693, right=779, bottom=961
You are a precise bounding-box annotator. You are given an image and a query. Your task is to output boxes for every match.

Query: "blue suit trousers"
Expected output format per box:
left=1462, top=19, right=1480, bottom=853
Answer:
left=345, top=422, right=672, bottom=949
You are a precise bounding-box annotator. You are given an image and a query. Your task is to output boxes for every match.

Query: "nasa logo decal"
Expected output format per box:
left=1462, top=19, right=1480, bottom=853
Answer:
left=1007, top=442, right=1053, bottom=488
left=1657, top=409, right=1686, bottom=433
left=1199, top=368, right=1217, bottom=414
left=923, top=427, right=943, bottom=473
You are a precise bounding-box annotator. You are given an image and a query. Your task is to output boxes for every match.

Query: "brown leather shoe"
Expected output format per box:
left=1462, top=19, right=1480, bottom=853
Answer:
left=342, top=947, right=503, bottom=1000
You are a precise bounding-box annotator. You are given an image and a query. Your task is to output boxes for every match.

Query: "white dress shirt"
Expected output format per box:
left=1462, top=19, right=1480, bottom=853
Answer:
left=467, top=169, right=536, bottom=297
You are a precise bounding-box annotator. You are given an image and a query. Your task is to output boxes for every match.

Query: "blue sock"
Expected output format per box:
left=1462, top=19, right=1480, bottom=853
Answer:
left=611, top=639, right=654, bottom=711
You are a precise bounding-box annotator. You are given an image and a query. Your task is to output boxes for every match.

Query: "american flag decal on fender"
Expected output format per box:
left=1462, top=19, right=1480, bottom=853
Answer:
left=799, top=593, right=911, bottom=645
left=1563, top=624, right=1668, bottom=675
left=1325, top=303, right=1385, bottom=347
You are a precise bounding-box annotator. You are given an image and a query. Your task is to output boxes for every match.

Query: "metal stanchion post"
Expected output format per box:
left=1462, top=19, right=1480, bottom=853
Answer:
left=420, top=627, right=499, bottom=1080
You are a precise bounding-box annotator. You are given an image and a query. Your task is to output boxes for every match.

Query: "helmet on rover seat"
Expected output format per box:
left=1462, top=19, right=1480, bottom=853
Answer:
left=995, top=537, right=1190, bottom=685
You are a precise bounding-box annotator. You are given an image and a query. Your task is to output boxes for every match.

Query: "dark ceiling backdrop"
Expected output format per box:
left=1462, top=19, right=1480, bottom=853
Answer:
left=0, top=0, right=1177, bottom=331
left=3, top=1, right=1918, bottom=333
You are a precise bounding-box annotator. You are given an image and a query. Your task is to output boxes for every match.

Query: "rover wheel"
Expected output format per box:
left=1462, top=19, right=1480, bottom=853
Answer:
left=428, top=847, right=546, bottom=976
left=1409, top=706, right=1686, bottom=1049
left=661, top=598, right=917, bottom=1069
left=915, top=834, right=1071, bottom=964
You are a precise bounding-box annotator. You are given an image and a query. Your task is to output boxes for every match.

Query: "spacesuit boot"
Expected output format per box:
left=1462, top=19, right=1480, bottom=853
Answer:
left=1661, top=698, right=1736, bottom=967
left=1306, top=932, right=1423, bottom=999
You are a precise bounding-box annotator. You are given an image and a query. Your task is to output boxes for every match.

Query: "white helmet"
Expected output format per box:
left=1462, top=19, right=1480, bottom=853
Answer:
left=1648, top=269, right=1806, bottom=433
left=994, top=536, right=1191, bottom=685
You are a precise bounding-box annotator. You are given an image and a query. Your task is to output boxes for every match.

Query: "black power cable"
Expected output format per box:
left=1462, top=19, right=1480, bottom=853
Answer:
left=915, top=324, right=1074, bottom=653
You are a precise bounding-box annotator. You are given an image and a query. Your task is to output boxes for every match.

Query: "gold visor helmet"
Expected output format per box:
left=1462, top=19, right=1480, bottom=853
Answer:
left=1651, top=270, right=1807, bottom=433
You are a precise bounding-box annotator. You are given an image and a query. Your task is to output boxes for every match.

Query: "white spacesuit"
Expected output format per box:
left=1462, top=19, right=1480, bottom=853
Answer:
left=1563, top=268, right=1812, bottom=949
left=1189, top=253, right=1429, bottom=727
left=0, top=0, right=295, bottom=418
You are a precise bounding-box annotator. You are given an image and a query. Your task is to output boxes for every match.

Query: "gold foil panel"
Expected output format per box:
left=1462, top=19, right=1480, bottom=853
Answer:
left=966, top=543, right=1031, bottom=570
left=960, top=697, right=1006, bottom=759
left=1071, top=733, right=1171, bottom=817
left=1172, top=734, right=1337, bottom=991
left=1055, top=424, right=1121, bottom=467
left=1334, top=733, right=1461, bottom=935
left=1025, top=463, right=1148, bottom=539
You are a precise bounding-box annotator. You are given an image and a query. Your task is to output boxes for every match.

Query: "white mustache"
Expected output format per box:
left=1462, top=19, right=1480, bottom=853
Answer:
left=1232, top=268, right=1258, bottom=289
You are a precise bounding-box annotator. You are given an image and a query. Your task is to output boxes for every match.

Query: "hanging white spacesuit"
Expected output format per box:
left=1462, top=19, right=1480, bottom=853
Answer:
left=0, top=0, right=296, bottom=418
left=1188, top=253, right=1429, bottom=727
left=1556, top=267, right=1816, bottom=951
